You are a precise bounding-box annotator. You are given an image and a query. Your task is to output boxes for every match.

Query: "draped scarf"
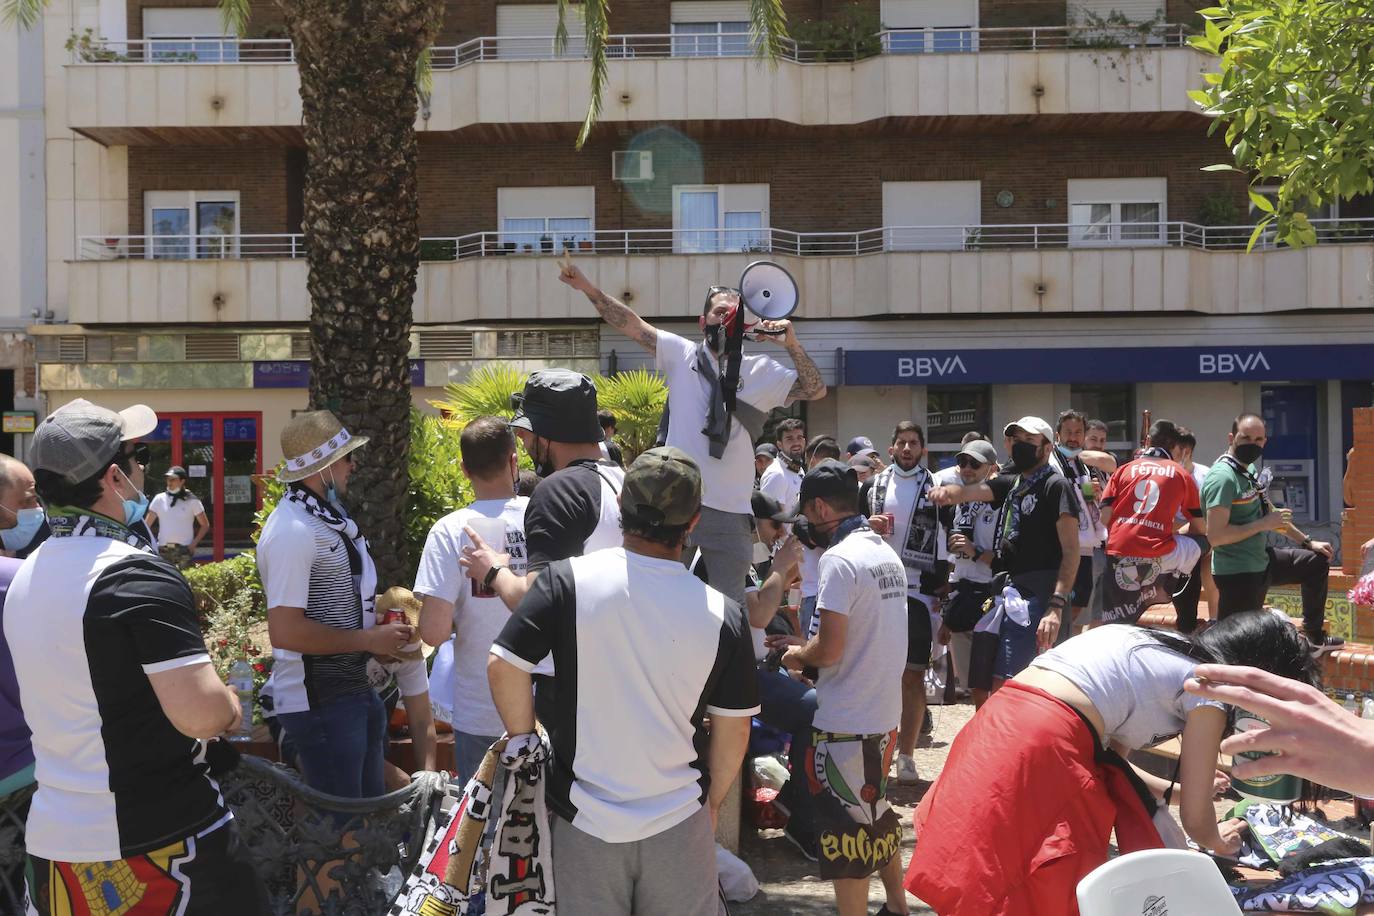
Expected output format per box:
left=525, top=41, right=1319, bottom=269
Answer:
left=993, top=462, right=1056, bottom=557
left=285, top=484, right=377, bottom=615
left=46, top=508, right=154, bottom=554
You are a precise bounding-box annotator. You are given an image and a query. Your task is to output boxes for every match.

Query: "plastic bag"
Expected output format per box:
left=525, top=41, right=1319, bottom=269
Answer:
left=716, top=845, right=759, bottom=903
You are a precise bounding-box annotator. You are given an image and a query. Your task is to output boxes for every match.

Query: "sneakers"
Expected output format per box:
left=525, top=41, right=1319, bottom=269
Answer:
left=874, top=907, right=908, bottom=916
left=783, top=822, right=819, bottom=862
left=895, top=753, right=919, bottom=785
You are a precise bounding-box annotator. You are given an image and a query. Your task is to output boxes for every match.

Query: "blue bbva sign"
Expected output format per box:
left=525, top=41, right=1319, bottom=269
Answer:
left=844, top=344, right=1374, bottom=386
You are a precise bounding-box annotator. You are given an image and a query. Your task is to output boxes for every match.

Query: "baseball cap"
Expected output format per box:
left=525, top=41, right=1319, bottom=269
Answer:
left=754, top=443, right=778, bottom=460
left=164, top=465, right=188, bottom=479
left=799, top=459, right=858, bottom=505
left=30, top=399, right=158, bottom=484
left=956, top=440, right=998, bottom=466
left=845, top=436, right=875, bottom=455
left=848, top=452, right=880, bottom=470
left=509, top=370, right=603, bottom=444
left=751, top=490, right=798, bottom=524
left=1003, top=416, right=1054, bottom=443
left=622, top=447, right=702, bottom=527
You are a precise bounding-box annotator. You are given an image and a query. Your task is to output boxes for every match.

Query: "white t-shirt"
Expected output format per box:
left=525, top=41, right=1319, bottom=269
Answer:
left=799, top=545, right=822, bottom=598
left=1190, top=462, right=1211, bottom=494
left=148, top=491, right=204, bottom=545
left=812, top=529, right=909, bottom=735
left=414, top=498, right=544, bottom=738
left=951, top=499, right=999, bottom=584
left=656, top=330, right=796, bottom=515
left=869, top=467, right=947, bottom=598
left=759, top=457, right=802, bottom=515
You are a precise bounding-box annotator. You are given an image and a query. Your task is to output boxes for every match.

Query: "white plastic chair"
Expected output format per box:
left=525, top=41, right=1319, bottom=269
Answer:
left=1077, top=848, right=1242, bottom=916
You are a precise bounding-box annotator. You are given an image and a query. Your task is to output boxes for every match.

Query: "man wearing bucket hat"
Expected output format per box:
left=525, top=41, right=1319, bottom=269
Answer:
left=256, top=410, right=414, bottom=799
left=6, top=399, right=268, bottom=913
left=461, top=369, right=624, bottom=612
left=489, top=447, right=757, bottom=915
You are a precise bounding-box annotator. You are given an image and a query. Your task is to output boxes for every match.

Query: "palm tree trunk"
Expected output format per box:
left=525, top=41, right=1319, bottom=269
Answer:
left=280, top=0, right=441, bottom=587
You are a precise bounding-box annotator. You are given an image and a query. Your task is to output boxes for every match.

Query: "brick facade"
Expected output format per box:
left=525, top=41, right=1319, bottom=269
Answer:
left=126, top=147, right=297, bottom=234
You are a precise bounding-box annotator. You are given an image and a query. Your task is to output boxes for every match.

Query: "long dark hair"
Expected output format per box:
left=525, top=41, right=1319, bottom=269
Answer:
left=1143, top=611, right=1320, bottom=690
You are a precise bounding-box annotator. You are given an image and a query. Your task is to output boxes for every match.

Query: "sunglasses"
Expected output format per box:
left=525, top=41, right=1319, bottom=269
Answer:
left=126, top=443, right=150, bottom=466
left=956, top=456, right=985, bottom=469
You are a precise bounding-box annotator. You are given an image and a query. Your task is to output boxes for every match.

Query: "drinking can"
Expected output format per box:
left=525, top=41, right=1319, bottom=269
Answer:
left=1231, top=714, right=1303, bottom=804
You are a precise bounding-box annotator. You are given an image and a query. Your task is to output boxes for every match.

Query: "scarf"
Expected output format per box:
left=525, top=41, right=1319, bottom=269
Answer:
left=1054, top=446, right=1104, bottom=547
left=46, top=508, right=154, bottom=554
left=165, top=487, right=191, bottom=507
left=696, top=342, right=767, bottom=460
left=993, top=462, right=1055, bottom=557
left=285, top=484, right=377, bottom=615
left=1217, top=453, right=1274, bottom=516
left=867, top=464, right=939, bottom=573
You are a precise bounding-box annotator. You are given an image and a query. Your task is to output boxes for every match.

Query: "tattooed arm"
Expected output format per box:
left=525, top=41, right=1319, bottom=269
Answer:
left=757, top=320, right=826, bottom=403
left=559, top=262, right=659, bottom=354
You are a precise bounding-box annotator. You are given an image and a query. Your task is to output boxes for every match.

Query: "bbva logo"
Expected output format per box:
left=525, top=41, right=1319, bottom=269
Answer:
left=896, top=355, right=969, bottom=378
left=1198, top=351, right=1271, bottom=375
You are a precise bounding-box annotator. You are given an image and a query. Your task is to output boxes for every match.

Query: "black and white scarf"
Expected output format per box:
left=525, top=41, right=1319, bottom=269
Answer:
left=166, top=487, right=192, bottom=507
left=696, top=342, right=767, bottom=460
left=867, top=464, right=939, bottom=573
left=285, top=484, right=378, bottom=614
left=1217, top=453, right=1274, bottom=516
left=993, top=463, right=1055, bottom=557
left=47, top=508, right=154, bottom=553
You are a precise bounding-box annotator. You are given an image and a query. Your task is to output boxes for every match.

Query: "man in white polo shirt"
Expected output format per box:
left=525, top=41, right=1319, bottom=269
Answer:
left=760, top=417, right=807, bottom=514
left=489, top=448, right=758, bottom=914
left=146, top=466, right=208, bottom=569
left=559, top=260, right=827, bottom=605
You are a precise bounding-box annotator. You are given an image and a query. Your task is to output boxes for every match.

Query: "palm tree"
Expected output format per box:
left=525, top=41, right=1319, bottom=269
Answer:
left=5, top=0, right=787, bottom=586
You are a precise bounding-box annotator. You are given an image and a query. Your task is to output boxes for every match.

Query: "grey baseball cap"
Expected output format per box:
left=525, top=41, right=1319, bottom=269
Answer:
left=956, top=440, right=999, bottom=466
left=30, top=399, right=158, bottom=483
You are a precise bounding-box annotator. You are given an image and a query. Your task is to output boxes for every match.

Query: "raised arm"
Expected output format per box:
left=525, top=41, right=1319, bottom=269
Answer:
left=559, top=261, right=659, bottom=354
left=758, top=321, right=825, bottom=403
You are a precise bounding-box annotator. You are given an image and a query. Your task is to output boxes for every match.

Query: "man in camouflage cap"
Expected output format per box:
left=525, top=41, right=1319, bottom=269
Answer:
left=490, top=446, right=759, bottom=915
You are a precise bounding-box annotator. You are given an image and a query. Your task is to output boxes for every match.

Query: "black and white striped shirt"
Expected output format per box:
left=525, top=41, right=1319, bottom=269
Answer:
left=256, top=498, right=370, bottom=713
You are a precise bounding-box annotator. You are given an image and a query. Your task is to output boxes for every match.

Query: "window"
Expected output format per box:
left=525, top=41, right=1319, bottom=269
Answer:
left=144, top=191, right=239, bottom=260
left=497, top=187, right=595, bottom=253
left=670, top=21, right=752, bottom=56
left=926, top=385, right=991, bottom=470
left=1067, top=178, right=1166, bottom=247
left=882, top=180, right=981, bottom=251
left=880, top=0, right=978, bottom=53
left=673, top=184, right=769, bottom=253
left=142, top=8, right=237, bottom=61
left=1070, top=383, right=1135, bottom=457
left=495, top=4, right=586, bottom=60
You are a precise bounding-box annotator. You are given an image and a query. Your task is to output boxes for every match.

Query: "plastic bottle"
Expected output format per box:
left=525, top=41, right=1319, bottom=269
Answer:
left=1363, top=696, right=1374, bottom=721
left=227, top=659, right=255, bottom=743
left=1346, top=693, right=1359, bottom=714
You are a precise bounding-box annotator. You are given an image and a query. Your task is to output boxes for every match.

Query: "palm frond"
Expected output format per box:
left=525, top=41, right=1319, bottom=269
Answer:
left=575, top=0, right=610, bottom=148
left=415, top=46, right=433, bottom=102
left=429, top=363, right=527, bottom=427
left=217, top=0, right=250, bottom=39
left=553, top=0, right=571, bottom=54
left=593, top=369, right=668, bottom=461
left=1, top=0, right=45, bottom=29
left=749, top=0, right=789, bottom=64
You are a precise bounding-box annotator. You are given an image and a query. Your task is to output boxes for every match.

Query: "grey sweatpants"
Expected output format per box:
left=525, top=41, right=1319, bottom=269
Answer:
left=686, top=506, right=752, bottom=606
left=551, top=805, right=719, bottom=916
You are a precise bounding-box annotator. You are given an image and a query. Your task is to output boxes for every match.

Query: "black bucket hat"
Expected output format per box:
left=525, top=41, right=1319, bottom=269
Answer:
left=509, top=369, right=604, bottom=444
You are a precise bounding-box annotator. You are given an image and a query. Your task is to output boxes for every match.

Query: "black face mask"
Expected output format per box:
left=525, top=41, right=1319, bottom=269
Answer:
left=1233, top=442, right=1264, bottom=466
left=704, top=323, right=725, bottom=355
left=534, top=438, right=556, bottom=479
left=1010, top=441, right=1042, bottom=472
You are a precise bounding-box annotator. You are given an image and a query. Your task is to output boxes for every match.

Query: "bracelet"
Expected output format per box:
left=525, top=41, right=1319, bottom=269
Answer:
left=483, top=565, right=506, bottom=589
left=1049, top=593, right=1070, bottom=610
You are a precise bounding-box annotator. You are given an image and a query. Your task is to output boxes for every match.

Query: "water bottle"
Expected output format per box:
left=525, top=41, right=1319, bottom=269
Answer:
left=227, top=659, right=255, bottom=743
left=1362, top=696, right=1374, bottom=721
left=1346, top=693, right=1359, bottom=714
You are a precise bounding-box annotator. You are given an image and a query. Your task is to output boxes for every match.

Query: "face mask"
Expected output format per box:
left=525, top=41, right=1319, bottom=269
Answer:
left=703, top=322, right=725, bottom=355
left=1233, top=442, right=1264, bottom=466
left=1059, top=445, right=1083, bottom=458
left=752, top=539, right=772, bottom=564
left=0, top=506, right=44, bottom=552
left=893, top=461, right=922, bottom=478
left=323, top=465, right=341, bottom=505
left=117, top=470, right=149, bottom=527
left=534, top=438, right=556, bottom=479
left=1011, top=441, right=1042, bottom=472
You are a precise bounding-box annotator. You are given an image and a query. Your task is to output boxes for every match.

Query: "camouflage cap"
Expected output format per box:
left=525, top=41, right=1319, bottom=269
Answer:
left=622, top=446, right=702, bottom=528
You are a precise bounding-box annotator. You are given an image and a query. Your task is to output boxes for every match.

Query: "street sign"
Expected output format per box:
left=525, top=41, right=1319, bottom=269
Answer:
left=2, top=411, right=36, bottom=434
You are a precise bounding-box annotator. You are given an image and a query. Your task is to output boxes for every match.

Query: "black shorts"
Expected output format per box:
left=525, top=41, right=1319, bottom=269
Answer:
left=1070, top=554, right=1096, bottom=607
left=943, top=581, right=992, bottom=633
left=907, top=596, right=934, bottom=670
left=966, top=630, right=1000, bottom=692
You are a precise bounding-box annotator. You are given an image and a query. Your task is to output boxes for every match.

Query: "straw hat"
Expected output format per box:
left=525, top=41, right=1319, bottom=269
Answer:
left=278, top=410, right=369, bottom=483
left=374, top=586, right=432, bottom=661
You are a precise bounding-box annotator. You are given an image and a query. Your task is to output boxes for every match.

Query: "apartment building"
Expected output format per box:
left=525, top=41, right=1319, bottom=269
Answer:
left=35, top=0, right=1374, bottom=557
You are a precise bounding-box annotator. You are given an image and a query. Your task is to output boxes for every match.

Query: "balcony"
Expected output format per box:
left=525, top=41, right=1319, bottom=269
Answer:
left=64, top=25, right=1209, bottom=143
left=67, top=220, right=1374, bottom=324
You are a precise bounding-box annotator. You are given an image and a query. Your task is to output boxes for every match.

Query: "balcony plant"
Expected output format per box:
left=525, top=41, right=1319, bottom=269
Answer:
left=790, top=3, right=881, bottom=62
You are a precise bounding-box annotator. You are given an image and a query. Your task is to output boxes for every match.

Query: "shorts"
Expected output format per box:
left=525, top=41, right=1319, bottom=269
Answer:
left=158, top=542, right=193, bottom=569
left=906, top=595, right=935, bottom=671
left=26, top=820, right=269, bottom=916
left=1070, top=554, right=1096, bottom=608
left=966, top=630, right=1000, bottom=692
left=808, top=729, right=903, bottom=881
left=1099, top=536, right=1203, bottom=627
left=943, top=581, right=992, bottom=633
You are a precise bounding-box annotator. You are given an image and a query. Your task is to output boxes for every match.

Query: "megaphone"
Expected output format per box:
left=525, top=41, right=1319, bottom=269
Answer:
left=739, top=260, right=798, bottom=329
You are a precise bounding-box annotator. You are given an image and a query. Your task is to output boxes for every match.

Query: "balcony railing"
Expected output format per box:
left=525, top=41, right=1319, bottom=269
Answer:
left=73, top=24, right=1193, bottom=67
left=76, top=220, right=1374, bottom=263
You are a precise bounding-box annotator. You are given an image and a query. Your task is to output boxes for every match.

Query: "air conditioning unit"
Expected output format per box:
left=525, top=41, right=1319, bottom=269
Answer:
left=612, top=150, right=653, bottom=182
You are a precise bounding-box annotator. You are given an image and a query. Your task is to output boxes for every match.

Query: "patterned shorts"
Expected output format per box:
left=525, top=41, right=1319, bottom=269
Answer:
left=807, top=729, right=903, bottom=880
left=158, top=543, right=193, bottom=570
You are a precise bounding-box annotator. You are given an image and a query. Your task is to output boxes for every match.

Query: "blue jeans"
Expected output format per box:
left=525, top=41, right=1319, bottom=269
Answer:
left=756, top=667, right=818, bottom=833
left=800, top=595, right=818, bottom=639
left=278, top=689, right=387, bottom=799
left=453, top=730, right=501, bottom=786
left=996, top=572, right=1057, bottom=681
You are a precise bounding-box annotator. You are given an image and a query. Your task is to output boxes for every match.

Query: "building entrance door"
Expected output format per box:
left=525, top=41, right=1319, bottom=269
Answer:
left=143, top=413, right=263, bottom=561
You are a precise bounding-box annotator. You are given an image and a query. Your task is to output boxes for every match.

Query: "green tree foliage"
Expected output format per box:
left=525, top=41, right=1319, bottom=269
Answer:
left=592, top=370, right=668, bottom=462
left=1189, top=2, right=1374, bottom=249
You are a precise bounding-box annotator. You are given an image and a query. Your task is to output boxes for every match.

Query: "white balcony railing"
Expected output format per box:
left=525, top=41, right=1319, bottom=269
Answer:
left=75, top=219, right=1374, bottom=262
left=72, top=23, right=1193, bottom=66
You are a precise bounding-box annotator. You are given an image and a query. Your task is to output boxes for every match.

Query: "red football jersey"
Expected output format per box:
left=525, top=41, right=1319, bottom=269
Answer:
left=1102, top=457, right=1201, bottom=558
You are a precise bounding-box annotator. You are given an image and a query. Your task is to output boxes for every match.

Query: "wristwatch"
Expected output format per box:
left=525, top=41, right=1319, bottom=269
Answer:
left=483, top=565, right=507, bottom=589
left=1048, top=592, right=1070, bottom=611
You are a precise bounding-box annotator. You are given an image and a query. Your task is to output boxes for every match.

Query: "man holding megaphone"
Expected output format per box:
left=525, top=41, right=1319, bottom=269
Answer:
left=560, top=259, right=827, bottom=605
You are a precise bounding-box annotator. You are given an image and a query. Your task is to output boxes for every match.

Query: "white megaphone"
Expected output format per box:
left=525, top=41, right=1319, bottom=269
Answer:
left=738, top=261, right=798, bottom=336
